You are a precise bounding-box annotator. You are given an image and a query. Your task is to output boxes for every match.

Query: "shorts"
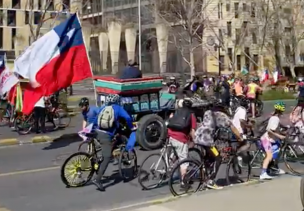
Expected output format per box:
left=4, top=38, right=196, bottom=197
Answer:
left=261, top=138, right=272, bottom=152
left=260, top=138, right=280, bottom=159
left=169, top=137, right=189, bottom=167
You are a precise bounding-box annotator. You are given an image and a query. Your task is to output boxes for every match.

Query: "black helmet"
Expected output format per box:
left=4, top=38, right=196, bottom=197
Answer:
left=182, top=98, right=193, bottom=108
left=79, top=97, right=89, bottom=107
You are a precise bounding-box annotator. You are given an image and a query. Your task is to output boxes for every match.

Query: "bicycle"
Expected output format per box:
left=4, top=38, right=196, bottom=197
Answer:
left=60, top=131, right=137, bottom=187
left=0, top=103, right=15, bottom=127
left=137, top=137, right=202, bottom=190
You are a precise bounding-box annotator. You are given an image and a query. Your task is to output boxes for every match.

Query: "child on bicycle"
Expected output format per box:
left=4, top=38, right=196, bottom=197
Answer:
left=260, top=102, right=286, bottom=180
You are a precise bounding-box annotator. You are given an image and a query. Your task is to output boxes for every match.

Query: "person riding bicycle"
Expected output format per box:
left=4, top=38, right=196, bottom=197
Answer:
left=79, top=97, right=102, bottom=130
left=167, top=98, right=197, bottom=189
left=245, top=77, right=262, bottom=118
left=218, top=75, right=231, bottom=107
left=232, top=98, right=254, bottom=165
left=167, top=76, right=180, bottom=93
left=194, top=102, right=243, bottom=190
left=89, top=94, right=134, bottom=191
left=260, top=102, right=286, bottom=180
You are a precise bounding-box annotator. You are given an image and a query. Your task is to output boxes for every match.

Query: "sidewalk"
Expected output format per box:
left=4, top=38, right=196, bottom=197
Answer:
left=130, top=176, right=302, bottom=211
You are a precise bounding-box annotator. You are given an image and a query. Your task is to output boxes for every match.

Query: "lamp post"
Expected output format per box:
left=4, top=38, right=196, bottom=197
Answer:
left=138, top=0, right=142, bottom=70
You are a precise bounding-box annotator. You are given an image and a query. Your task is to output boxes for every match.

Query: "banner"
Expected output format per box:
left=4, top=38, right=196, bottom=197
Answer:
left=0, top=69, right=19, bottom=96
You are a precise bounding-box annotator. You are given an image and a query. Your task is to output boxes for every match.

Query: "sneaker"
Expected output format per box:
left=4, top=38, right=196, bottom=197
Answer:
left=259, top=172, right=273, bottom=180
left=206, top=180, right=223, bottom=190
left=237, top=156, right=243, bottom=167
left=272, top=168, right=286, bottom=175
left=92, top=179, right=105, bottom=191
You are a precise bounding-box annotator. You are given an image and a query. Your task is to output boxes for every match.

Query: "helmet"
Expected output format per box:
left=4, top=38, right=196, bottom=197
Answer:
left=170, top=76, right=176, bottom=80
left=274, top=101, right=286, bottom=112
left=182, top=98, right=193, bottom=108
left=105, top=94, right=120, bottom=105
left=298, top=77, right=303, bottom=82
left=79, top=97, right=89, bottom=107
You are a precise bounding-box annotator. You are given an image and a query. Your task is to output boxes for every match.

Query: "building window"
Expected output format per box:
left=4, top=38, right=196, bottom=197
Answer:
left=235, top=28, right=241, bottom=44
left=243, top=21, right=248, bottom=36
left=0, top=28, right=3, bottom=49
left=251, top=3, right=256, bottom=17
left=252, top=32, right=257, bottom=44
left=227, top=21, right=232, bottom=36
left=226, top=3, right=230, bottom=11
left=34, top=12, right=41, bottom=24
left=228, top=48, right=233, bottom=62
left=218, top=3, right=223, bottom=19
left=12, top=0, right=20, bottom=9
left=219, top=55, right=225, bottom=71
left=62, top=0, right=70, bottom=10
left=284, top=27, right=292, bottom=33
left=243, top=3, right=247, bottom=12
left=0, top=0, right=2, bottom=7
left=285, top=44, right=291, bottom=58
left=7, top=10, right=16, bottom=26
left=47, top=1, right=54, bottom=10
left=245, top=47, right=250, bottom=68
left=253, top=54, right=258, bottom=70
left=219, top=29, right=223, bottom=41
left=234, top=3, right=239, bottom=18
left=12, top=28, right=16, bottom=49
left=25, top=11, right=29, bottom=24
left=237, top=55, right=241, bottom=70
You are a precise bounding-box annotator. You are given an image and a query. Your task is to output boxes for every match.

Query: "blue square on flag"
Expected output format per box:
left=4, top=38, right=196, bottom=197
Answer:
left=0, top=55, right=5, bottom=73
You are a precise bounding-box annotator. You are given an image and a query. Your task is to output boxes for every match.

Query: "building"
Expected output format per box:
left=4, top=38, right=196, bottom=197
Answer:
left=3, top=0, right=304, bottom=76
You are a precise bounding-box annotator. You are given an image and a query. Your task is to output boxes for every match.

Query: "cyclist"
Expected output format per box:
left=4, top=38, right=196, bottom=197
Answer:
left=218, top=75, right=231, bottom=107
left=91, top=94, right=134, bottom=191
left=167, top=76, right=180, bottom=93
left=194, top=102, right=243, bottom=189
left=167, top=98, right=196, bottom=189
left=245, top=77, right=262, bottom=118
left=79, top=97, right=101, bottom=130
left=260, top=102, right=286, bottom=180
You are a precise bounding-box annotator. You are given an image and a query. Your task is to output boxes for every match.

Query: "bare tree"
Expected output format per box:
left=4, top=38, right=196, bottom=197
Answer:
left=153, top=0, right=211, bottom=77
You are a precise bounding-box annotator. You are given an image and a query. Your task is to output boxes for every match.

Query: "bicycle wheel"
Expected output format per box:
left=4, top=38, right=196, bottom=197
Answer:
left=283, top=144, right=304, bottom=175
left=54, top=109, right=71, bottom=128
left=17, top=115, right=34, bottom=135
left=118, top=146, right=138, bottom=182
left=138, top=153, right=168, bottom=190
left=226, top=154, right=251, bottom=186
left=169, top=158, right=203, bottom=196
left=60, top=152, right=95, bottom=187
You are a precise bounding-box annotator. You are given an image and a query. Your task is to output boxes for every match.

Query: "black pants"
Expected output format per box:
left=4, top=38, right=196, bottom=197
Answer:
left=95, top=131, right=113, bottom=182
left=34, top=107, right=46, bottom=133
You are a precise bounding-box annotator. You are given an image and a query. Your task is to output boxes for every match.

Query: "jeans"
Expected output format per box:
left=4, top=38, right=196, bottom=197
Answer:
left=34, top=107, right=46, bottom=132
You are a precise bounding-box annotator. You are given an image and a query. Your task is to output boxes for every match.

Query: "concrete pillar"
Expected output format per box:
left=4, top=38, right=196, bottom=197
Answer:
left=98, top=32, right=109, bottom=71
left=82, top=27, right=91, bottom=51
left=125, top=27, right=137, bottom=62
left=70, top=0, right=82, bottom=14
left=156, top=23, right=168, bottom=73
left=108, top=21, right=122, bottom=74
left=3, top=28, right=12, bottom=50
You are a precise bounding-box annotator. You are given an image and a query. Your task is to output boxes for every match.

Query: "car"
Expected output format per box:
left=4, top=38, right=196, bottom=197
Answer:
left=93, top=76, right=176, bottom=150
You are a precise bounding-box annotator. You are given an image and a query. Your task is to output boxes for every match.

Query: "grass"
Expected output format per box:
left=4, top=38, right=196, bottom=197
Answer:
left=261, top=90, right=296, bottom=101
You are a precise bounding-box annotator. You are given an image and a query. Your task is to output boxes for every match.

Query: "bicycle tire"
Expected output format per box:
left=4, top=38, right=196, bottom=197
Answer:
left=17, top=116, right=34, bottom=135
left=55, top=109, right=71, bottom=128
left=226, top=154, right=251, bottom=186
left=138, top=153, right=168, bottom=190
left=118, top=146, right=138, bottom=181
left=283, top=144, right=304, bottom=175
left=60, top=151, right=95, bottom=187
left=169, top=158, right=203, bottom=196
left=300, top=177, right=304, bottom=208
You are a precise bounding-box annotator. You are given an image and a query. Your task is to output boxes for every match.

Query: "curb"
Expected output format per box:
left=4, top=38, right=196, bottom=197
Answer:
left=0, top=112, right=80, bottom=147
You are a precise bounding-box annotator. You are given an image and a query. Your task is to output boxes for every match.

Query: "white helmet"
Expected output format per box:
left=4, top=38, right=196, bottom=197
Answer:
left=170, top=76, right=176, bottom=80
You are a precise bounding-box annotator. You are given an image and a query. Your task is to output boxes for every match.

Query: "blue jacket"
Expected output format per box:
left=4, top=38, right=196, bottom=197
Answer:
left=119, top=66, right=142, bottom=79
left=98, top=104, right=133, bottom=137
left=82, top=106, right=102, bottom=129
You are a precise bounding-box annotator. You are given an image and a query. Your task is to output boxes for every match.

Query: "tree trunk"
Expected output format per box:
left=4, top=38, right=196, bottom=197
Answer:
left=290, top=65, right=296, bottom=78
left=190, top=50, right=195, bottom=77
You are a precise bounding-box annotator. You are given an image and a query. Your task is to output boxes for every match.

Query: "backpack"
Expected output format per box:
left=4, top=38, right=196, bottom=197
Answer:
left=167, top=108, right=192, bottom=131
left=98, top=106, right=115, bottom=129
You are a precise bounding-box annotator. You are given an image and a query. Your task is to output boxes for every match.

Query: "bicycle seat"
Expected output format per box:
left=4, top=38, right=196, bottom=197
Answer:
left=85, top=132, right=98, bottom=138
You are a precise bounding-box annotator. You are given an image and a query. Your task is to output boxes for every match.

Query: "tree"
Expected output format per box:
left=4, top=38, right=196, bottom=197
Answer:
left=153, top=0, right=209, bottom=77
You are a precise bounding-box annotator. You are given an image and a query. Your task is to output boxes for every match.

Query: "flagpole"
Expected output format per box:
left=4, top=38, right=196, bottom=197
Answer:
left=76, top=12, right=98, bottom=106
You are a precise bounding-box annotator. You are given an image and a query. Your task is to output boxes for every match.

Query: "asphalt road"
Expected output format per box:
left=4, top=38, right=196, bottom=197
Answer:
left=0, top=100, right=299, bottom=211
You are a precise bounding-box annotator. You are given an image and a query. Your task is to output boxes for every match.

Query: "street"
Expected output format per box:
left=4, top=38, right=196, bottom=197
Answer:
left=0, top=100, right=299, bottom=211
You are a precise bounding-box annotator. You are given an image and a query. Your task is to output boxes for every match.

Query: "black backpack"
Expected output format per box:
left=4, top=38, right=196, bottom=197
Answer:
left=167, top=108, right=192, bottom=131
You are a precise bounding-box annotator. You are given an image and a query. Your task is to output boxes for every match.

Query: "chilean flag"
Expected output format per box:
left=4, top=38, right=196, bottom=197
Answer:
left=14, top=14, right=93, bottom=114
left=0, top=54, right=5, bottom=74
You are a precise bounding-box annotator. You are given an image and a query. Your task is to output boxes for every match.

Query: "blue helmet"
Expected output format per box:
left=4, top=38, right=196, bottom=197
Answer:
left=105, top=94, right=120, bottom=105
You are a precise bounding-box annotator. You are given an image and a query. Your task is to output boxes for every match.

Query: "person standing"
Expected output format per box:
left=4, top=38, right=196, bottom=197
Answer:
left=34, top=96, right=46, bottom=133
